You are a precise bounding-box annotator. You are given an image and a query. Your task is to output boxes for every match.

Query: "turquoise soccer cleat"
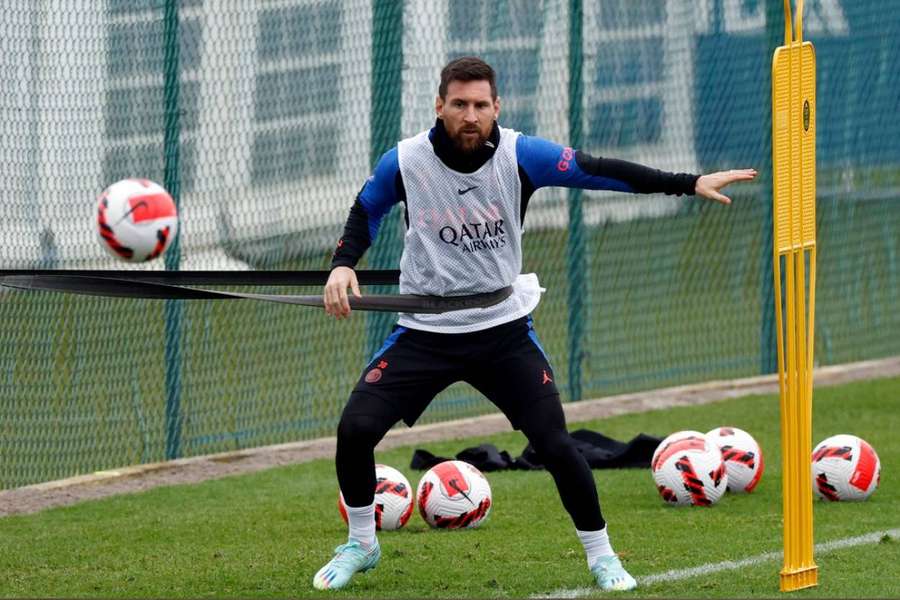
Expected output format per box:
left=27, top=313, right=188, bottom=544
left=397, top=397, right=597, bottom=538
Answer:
left=312, top=539, right=381, bottom=590
left=590, top=554, right=637, bottom=591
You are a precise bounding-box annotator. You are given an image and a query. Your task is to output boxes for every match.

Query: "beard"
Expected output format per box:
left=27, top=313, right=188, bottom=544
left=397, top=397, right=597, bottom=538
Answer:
left=448, top=125, right=490, bottom=153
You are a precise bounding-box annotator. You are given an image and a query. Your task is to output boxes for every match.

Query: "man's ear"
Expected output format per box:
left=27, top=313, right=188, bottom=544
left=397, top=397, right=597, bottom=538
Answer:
left=494, top=96, right=501, bottom=120
left=435, top=95, right=444, bottom=119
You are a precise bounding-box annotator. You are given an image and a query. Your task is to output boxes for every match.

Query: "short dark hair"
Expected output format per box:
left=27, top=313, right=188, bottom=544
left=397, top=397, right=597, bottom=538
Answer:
left=439, top=56, right=497, bottom=100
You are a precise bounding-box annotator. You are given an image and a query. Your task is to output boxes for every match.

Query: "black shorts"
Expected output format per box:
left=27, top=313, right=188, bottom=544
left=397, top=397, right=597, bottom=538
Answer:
left=343, top=316, right=559, bottom=429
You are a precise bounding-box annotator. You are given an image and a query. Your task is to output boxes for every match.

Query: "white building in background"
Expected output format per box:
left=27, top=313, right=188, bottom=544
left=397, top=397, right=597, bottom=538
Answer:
left=2, top=0, right=707, bottom=268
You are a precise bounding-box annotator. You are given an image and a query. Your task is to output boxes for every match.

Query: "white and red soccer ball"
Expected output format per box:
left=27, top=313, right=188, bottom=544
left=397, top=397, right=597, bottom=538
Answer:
left=811, top=434, right=881, bottom=501
left=706, top=426, right=765, bottom=493
left=651, top=430, right=728, bottom=506
left=338, top=464, right=414, bottom=531
left=416, top=460, right=492, bottom=528
left=97, top=178, right=178, bottom=262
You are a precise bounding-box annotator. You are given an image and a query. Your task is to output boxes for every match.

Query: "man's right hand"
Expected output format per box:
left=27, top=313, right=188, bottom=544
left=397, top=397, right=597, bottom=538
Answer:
left=324, top=266, right=361, bottom=319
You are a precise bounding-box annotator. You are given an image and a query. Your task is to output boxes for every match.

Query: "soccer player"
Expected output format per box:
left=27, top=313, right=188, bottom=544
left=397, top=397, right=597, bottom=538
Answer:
left=315, top=56, right=756, bottom=591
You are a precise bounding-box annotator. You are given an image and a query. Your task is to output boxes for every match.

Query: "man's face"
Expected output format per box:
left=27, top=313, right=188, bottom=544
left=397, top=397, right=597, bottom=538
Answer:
left=435, top=80, right=500, bottom=153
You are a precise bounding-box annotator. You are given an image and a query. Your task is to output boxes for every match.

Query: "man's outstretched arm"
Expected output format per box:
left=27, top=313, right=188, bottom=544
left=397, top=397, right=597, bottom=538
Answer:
left=516, top=135, right=756, bottom=203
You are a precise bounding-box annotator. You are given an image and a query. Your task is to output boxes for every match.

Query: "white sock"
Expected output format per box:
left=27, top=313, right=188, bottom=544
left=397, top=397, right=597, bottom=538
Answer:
left=345, top=502, right=377, bottom=547
left=577, top=526, right=615, bottom=568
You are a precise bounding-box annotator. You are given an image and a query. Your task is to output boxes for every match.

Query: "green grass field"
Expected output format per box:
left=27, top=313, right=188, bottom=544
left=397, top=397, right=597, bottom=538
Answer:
left=1, top=375, right=898, bottom=598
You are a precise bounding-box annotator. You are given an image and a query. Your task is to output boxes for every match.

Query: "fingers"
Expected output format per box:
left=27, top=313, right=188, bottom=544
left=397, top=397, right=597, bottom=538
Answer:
left=713, top=170, right=757, bottom=187
left=323, top=277, right=341, bottom=318
left=323, top=268, right=359, bottom=319
left=727, top=168, right=758, bottom=182
left=324, top=286, right=350, bottom=318
left=698, top=181, right=731, bottom=204
left=323, top=281, right=341, bottom=318
left=335, top=272, right=361, bottom=318
left=697, top=169, right=757, bottom=205
left=337, top=285, right=351, bottom=318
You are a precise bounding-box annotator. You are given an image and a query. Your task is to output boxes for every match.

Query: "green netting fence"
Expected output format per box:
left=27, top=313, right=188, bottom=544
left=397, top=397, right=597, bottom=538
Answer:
left=1, top=0, right=898, bottom=489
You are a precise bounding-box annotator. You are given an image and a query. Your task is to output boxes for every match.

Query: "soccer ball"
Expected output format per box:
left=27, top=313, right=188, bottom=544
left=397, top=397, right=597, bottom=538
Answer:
left=338, top=464, right=414, bottom=530
left=651, top=430, right=728, bottom=506
left=812, top=434, right=881, bottom=501
left=416, top=460, right=492, bottom=528
left=97, top=178, right=178, bottom=262
left=706, top=426, right=765, bottom=493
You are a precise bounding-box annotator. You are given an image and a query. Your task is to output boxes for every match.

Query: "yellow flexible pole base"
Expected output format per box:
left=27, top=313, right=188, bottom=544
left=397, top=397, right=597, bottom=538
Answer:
left=780, top=565, right=818, bottom=592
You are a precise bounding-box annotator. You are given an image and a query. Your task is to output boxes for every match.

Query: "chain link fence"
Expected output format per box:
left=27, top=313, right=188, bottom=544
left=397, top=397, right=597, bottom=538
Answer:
left=1, top=0, right=898, bottom=488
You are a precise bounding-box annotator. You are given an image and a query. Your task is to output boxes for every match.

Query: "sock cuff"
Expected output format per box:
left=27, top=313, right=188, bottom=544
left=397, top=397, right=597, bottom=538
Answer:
left=576, top=525, right=608, bottom=538
left=345, top=502, right=375, bottom=515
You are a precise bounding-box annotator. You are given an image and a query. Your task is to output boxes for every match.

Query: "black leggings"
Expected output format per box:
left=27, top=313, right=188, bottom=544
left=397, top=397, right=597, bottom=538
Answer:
left=336, top=391, right=605, bottom=531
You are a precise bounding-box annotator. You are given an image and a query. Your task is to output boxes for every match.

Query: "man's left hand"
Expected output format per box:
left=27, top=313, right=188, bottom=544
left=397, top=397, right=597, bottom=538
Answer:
left=695, top=169, right=758, bottom=205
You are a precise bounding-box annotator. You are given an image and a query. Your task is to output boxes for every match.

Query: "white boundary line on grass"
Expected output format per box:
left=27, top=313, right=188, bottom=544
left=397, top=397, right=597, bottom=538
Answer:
left=532, top=528, right=900, bottom=598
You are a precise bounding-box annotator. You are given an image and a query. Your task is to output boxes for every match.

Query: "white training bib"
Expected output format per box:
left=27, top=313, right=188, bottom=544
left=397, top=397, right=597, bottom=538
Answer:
left=396, top=126, right=542, bottom=333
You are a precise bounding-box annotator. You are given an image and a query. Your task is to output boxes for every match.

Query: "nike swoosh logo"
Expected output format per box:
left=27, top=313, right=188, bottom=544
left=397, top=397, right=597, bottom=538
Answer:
left=448, top=479, right=475, bottom=506
left=457, top=186, right=479, bottom=195
left=115, top=200, right=148, bottom=225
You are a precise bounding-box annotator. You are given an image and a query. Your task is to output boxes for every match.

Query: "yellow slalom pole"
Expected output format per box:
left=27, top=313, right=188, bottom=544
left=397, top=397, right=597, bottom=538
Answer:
left=772, top=0, right=817, bottom=592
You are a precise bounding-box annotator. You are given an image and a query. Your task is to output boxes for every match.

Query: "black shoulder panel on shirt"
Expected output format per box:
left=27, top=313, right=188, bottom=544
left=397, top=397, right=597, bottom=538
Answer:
left=396, top=170, right=409, bottom=228
left=331, top=197, right=371, bottom=269
left=518, top=165, right=536, bottom=225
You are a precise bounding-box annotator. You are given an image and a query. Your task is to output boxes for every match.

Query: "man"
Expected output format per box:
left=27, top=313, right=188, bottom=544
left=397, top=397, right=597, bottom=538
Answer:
left=316, top=57, right=756, bottom=592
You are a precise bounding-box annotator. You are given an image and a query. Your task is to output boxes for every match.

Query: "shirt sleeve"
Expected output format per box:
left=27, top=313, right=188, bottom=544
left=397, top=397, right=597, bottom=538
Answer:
left=516, top=135, right=699, bottom=196
left=331, top=148, right=402, bottom=269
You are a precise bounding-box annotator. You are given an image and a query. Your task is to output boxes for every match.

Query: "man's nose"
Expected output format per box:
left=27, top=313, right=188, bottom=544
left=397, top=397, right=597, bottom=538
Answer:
left=463, top=106, right=478, bottom=122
